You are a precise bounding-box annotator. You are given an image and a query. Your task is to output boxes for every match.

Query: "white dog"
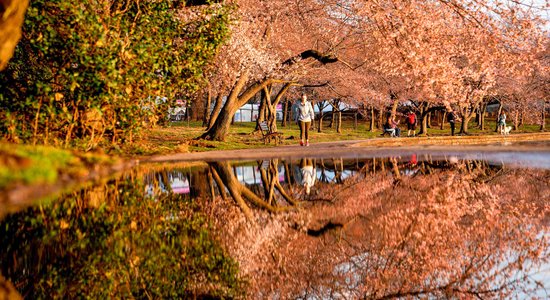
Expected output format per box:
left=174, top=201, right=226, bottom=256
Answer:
left=500, top=126, right=512, bottom=135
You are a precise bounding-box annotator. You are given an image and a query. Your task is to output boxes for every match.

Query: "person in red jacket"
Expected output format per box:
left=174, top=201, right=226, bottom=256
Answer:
left=406, top=110, right=417, bottom=137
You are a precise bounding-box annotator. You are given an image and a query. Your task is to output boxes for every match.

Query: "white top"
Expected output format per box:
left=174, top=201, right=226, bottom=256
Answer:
left=301, top=166, right=316, bottom=188
left=295, top=101, right=315, bottom=122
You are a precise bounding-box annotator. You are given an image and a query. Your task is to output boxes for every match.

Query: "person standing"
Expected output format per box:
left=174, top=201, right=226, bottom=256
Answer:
left=406, top=110, right=417, bottom=137
left=448, top=110, right=458, bottom=136
left=497, top=111, right=507, bottom=133
left=295, top=94, right=315, bottom=146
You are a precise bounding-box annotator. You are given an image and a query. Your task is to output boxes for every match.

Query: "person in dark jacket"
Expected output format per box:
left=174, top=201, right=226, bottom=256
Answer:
left=447, top=110, right=459, bottom=136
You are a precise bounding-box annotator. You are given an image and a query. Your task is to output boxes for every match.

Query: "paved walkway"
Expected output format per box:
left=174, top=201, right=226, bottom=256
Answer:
left=143, top=132, right=550, bottom=163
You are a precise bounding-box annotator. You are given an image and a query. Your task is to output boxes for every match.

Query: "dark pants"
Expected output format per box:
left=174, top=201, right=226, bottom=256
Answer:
left=450, top=122, right=455, bottom=136
left=299, top=121, right=311, bottom=141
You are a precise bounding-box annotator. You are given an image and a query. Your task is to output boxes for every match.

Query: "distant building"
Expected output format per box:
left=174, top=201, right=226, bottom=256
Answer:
left=234, top=103, right=283, bottom=122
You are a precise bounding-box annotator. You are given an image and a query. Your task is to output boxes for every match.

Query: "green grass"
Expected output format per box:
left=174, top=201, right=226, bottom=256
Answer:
left=0, top=143, right=117, bottom=189
left=126, top=118, right=548, bottom=155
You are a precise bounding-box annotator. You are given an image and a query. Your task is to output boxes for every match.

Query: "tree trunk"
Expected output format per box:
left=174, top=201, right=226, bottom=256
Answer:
left=391, top=100, right=399, bottom=117
left=459, top=107, right=475, bottom=135
left=369, top=105, right=375, bottom=132
left=426, top=112, right=431, bottom=128
left=200, top=50, right=347, bottom=140
left=494, top=102, right=502, bottom=132
left=419, top=107, right=428, bottom=136
left=440, top=111, right=447, bottom=130
left=267, top=83, right=292, bottom=132
left=519, top=108, right=524, bottom=128
left=207, top=93, right=224, bottom=130
left=265, top=93, right=276, bottom=132
left=318, top=111, right=323, bottom=133
left=479, top=102, right=487, bottom=130
left=281, top=100, right=288, bottom=127
left=417, top=102, right=430, bottom=136
left=201, top=72, right=251, bottom=141
left=337, top=111, right=342, bottom=133
left=514, top=109, right=519, bottom=130
left=541, top=100, right=546, bottom=131
left=190, top=169, right=210, bottom=199
left=475, top=107, right=481, bottom=127
left=378, top=106, right=384, bottom=129
left=256, top=88, right=268, bottom=130
left=202, top=84, right=212, bottom=127
left=206, top=101, right=240, bottom=140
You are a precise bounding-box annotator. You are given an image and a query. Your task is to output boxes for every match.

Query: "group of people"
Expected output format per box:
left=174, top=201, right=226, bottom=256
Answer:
left=384, top=110, right=418, bottom=137
left=295, top=93, right=510, bottom=143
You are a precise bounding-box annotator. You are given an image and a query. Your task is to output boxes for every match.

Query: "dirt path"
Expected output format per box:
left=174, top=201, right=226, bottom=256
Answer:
left=144, top=132, right=550, bottom=163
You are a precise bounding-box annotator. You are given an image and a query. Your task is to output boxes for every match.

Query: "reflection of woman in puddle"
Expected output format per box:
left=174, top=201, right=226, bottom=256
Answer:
left=300, top=158, right=316, bottom=195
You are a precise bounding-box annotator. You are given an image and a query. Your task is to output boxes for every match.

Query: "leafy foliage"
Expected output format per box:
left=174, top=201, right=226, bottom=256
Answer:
left=0, top=0, right=232, bottom=148
left=0, top=174, right=245, bottom=298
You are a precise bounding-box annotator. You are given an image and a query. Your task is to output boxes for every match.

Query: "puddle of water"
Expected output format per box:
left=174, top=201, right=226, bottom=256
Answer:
left=1, top=147, right=549, bottom=298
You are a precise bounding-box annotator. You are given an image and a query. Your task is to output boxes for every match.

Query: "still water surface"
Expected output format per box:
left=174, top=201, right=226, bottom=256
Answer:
left=1, top=146, right=549, bottom=299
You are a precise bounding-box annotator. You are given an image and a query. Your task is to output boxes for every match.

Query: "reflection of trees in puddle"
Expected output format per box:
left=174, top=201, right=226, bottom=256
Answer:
left=0, top=172, right=244, bottom=298
left=199, top=158, right=549, bottom=299
left=1, top=157, right=547, bottom=298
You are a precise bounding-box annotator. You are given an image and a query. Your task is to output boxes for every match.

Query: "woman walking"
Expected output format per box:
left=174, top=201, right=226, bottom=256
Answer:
left=295, top=94, right=315, bottom=146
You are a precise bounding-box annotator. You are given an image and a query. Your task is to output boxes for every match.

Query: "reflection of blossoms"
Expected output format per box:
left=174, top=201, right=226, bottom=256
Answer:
left=213, top=162, right=549, bottom=299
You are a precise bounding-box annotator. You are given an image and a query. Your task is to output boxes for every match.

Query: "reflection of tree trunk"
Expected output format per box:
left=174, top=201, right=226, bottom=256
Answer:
left=207, top=170, right=216, bottom=200
left=334, top=158, right=344, bottom=183
left=210, top=164, right=253, bottom=220
left=209, top=166, right=227, bottom=201
left=190, top=169, right=209, bottom=199
left=390, top=157, right=401, bottom=181
left=210, top=162, right=296, bottom=220
left=160, top=171, right=171, bottom=192
left=0, top=274, right=22, bottom=300
left=259, top=166, right=270, bottom=200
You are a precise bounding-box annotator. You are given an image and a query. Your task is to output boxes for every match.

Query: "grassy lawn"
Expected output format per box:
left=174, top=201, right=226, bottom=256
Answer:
left=126, top=118, right=548, bottom=155
left=0, top=143, right=119, bottom=191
